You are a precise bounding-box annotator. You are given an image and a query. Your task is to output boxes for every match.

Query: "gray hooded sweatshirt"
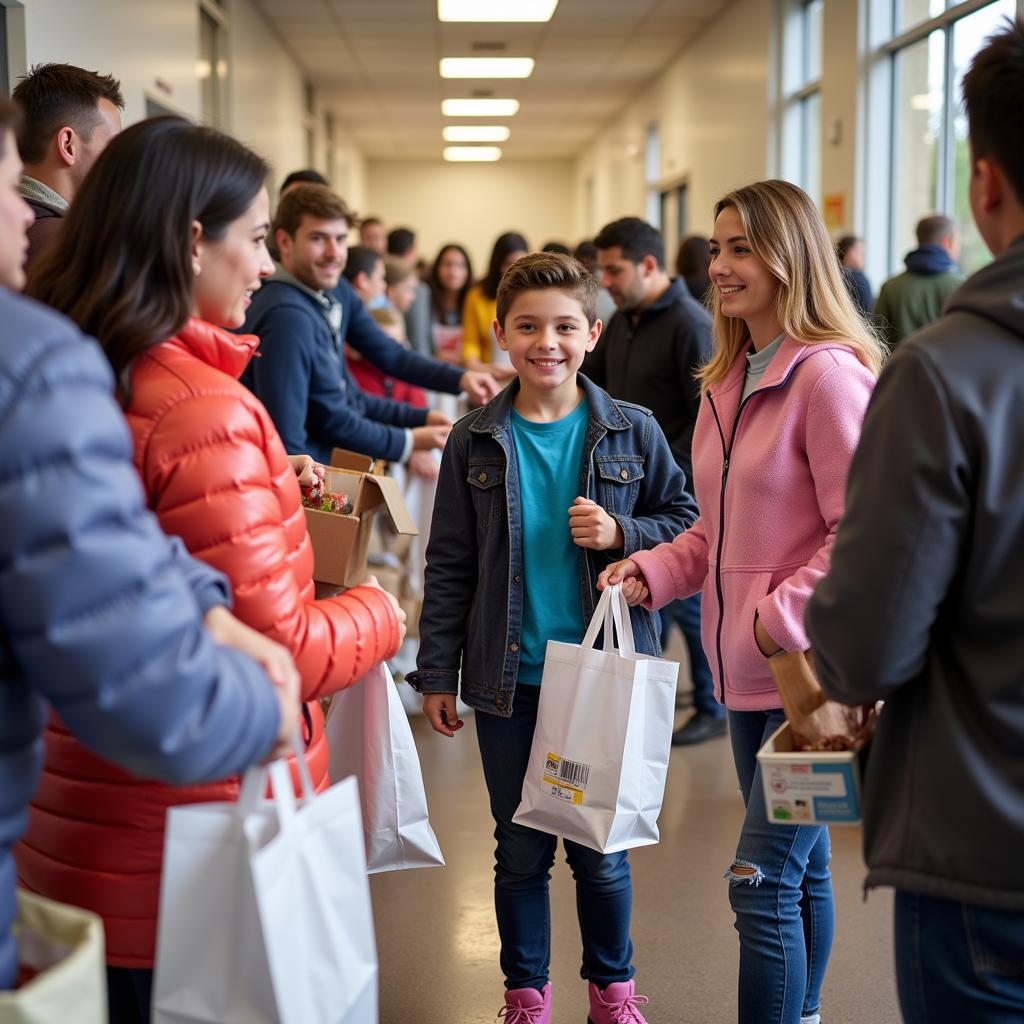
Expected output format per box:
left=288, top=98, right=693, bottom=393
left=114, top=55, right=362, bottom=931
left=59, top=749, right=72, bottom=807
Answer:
left=806, top=234, right=1024, bottom=911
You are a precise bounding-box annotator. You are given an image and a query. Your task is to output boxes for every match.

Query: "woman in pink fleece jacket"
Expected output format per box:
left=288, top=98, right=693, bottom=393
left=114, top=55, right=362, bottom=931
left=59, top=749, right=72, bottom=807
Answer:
left=601, top=180, right=885, bottom=1024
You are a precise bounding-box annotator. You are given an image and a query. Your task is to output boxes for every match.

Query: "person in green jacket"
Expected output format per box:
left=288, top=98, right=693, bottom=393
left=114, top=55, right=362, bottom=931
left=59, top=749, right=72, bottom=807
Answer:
left=874, top=214, right=964, bottom=349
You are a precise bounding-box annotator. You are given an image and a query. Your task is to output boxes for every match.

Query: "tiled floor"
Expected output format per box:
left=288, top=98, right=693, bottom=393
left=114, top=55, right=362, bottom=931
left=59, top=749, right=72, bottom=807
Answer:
left=370, top=664, right=901, bottom=1023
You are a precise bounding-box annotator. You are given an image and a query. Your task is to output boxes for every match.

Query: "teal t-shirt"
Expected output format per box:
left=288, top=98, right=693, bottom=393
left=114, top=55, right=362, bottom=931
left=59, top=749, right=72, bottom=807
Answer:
left=510, top=398, right=589, bottom=684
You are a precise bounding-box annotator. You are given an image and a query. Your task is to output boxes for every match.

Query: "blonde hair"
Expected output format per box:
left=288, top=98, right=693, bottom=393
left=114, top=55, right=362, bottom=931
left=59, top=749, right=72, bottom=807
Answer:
left=384, top=256, right=416, bottom=288
left=369, top=305, right=406, bottom=340
left=698, top=179, right=885, bottom=390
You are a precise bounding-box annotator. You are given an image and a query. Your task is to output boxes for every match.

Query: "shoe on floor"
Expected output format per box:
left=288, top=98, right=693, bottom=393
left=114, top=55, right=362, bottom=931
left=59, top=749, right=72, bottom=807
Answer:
left=498, top=983, right=551, bottom=1023
left=587, top=980, right=650, bottom=1023
left=671, top=710, right=727, bottom=746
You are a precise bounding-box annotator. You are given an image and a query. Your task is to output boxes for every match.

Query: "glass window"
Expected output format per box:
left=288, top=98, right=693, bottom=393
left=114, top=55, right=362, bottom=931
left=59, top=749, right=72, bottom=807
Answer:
left=645, top=122, right=661, bottom=228
left=778, top=0, right=823, bottom=206
left=877, top=0, right=1016, bottom=276
left=892, top=31, right=943, bottom=263
left=951, top=0, right=1016, bottom=272
left=896, top=0, right=944, bottom=34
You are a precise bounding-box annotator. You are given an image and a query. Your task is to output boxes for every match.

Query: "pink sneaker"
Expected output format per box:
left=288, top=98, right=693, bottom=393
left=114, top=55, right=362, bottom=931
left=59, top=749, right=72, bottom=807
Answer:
left=498, top=983, right=552, bottom=1024
left=587, top=980, right=650, bottom=1023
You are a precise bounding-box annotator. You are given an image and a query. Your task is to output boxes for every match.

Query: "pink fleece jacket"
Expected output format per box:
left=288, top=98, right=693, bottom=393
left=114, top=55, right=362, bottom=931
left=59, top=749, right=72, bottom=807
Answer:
left=631, top=337, right=876, bottom=711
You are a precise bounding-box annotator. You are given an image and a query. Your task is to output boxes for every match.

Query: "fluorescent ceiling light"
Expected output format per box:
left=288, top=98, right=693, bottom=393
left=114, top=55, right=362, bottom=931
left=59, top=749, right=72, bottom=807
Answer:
left=440, top=57, right=534, bottom=79
left=444, top=146, right=503, bottom=162
left=438, top=0, right=558, bottom=21
left=443, top=125, right=511, bottom=142
left=442, top=98, right=520, bottom=116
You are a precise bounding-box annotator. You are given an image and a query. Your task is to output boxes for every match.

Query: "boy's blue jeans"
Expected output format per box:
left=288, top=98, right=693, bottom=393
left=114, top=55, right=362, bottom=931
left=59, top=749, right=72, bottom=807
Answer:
left=475, top=684, right=635, bottom=992
left=727, top=709, right=835, bottom=1024
left=894, top=890, right=1024, bottom=1023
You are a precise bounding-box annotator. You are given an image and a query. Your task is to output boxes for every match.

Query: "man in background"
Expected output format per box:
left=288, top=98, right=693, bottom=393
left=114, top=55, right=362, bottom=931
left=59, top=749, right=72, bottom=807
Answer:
left=12, top=62, right=123, bottom=268
left=874, top=214, right=964, bottom=348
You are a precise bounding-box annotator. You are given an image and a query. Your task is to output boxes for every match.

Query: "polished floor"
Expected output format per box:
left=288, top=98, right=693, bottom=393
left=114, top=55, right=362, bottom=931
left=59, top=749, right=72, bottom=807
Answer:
left=373, top=636, right=901, bottom=1024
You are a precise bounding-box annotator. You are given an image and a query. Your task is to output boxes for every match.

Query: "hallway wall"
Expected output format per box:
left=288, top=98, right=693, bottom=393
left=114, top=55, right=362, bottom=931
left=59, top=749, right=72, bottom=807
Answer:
left=364, top=158, right=575, bottom=273
left=12, top=0, right=359, bottom=203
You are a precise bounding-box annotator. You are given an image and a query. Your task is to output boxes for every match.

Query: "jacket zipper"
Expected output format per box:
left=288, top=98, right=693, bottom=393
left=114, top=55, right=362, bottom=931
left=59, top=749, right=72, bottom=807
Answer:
left=706, top=369, right=799, bottom=704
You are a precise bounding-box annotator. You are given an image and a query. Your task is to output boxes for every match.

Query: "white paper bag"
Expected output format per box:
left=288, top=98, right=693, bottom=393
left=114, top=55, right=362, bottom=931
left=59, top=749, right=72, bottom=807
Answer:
left=512, top=584, right=679, bottom=854
left=327, top=662, right=444, bottom=873
left=152, top=737, right=378, bottom=1024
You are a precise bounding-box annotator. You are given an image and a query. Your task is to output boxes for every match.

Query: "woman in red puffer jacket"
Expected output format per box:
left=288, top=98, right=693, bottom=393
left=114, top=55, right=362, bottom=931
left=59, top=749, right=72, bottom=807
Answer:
left=23, top=119, right=404, bottom=1022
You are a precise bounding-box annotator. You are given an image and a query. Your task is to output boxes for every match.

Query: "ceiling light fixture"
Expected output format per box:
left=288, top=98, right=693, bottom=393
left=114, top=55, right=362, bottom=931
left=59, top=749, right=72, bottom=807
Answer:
left=438, top=0, right=558, bottom=22
left=443, top=146, right=503, bottom=162
left=442, top=98, right=520, bottom=116
left=440, top=58, right=534, bottom=78
left=443, top=125, right=511, bottom=142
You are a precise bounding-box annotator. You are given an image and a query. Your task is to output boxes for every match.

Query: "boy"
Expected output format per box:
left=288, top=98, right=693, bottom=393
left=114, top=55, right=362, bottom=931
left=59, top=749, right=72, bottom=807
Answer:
left=408, top=252, right=695, bottom=1024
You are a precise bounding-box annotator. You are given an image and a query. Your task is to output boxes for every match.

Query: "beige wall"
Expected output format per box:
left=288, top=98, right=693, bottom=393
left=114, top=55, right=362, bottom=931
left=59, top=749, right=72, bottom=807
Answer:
left=364, top=158, right=575, bottom=272
left=574, top=0, right=774, bottom=247
left=19, top=0, right=202, bottom=123
left=14, top=0, right=348, bottom=204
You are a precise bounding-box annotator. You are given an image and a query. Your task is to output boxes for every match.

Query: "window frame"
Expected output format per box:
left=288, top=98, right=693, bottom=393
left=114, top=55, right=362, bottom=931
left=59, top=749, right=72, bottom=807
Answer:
left=864, top=0, right=1024, bottom=280
left=776, top=0, right=825, bottom=205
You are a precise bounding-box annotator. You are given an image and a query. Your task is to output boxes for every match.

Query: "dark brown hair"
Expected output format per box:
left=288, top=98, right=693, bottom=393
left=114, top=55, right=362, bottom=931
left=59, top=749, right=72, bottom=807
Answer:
left=428, top=243, right=473, bottom=321
left=675, top=235, right=711, bottom=278
left=275, top=184, right=356, bottom=238
left=0, top=96, right=23, bottom=159
left=496, top=251, right=598, bottom=327
left=28, top=117, right=268, bottom=390
left=12, top=63, right=123, bottom=165
left=482, top=231, right=529, bottom=300
left=962, top=17, right=1024, bottom=206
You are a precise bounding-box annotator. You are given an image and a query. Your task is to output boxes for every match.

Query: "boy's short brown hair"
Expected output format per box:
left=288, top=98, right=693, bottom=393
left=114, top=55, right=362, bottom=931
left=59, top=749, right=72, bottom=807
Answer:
left=274, top=183, right=357, bottom=238
left=496, top=251, right=598, bottom=327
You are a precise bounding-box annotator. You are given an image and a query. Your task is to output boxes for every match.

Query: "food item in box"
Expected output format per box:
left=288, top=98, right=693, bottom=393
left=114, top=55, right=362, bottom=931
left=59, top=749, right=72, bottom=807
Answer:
left=301, top=479, right=353, bottom=516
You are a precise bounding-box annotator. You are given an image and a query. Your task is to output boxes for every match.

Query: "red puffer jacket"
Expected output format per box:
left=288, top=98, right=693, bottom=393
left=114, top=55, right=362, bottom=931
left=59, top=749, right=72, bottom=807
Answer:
left=17, top=319, right=401, bottom=967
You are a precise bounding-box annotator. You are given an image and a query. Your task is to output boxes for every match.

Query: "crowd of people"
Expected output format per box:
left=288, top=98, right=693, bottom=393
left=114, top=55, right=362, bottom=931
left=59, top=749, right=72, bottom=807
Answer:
left=2, top=15, right=1023, bottom=1024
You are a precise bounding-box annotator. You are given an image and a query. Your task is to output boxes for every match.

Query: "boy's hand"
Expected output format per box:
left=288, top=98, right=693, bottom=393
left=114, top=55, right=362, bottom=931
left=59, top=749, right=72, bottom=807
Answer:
left=423, top=693, right=463, bottom=737
left=597, top=557, right=644, bottom=590
left=569, top=496, right=624, bottom=551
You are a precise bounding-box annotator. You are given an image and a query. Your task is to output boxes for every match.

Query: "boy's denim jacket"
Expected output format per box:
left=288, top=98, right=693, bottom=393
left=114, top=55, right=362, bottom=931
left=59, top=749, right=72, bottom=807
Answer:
left=407, top=374, right=697, bottom=717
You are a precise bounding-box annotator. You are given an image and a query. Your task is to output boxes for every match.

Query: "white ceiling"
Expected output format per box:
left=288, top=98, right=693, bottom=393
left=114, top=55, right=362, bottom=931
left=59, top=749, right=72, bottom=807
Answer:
left=249, top=0, right=726, bottom=160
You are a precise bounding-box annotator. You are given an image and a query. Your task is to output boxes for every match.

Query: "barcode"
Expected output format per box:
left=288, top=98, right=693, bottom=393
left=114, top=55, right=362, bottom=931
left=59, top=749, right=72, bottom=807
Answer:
left=556, top=757, right=590, bottom=790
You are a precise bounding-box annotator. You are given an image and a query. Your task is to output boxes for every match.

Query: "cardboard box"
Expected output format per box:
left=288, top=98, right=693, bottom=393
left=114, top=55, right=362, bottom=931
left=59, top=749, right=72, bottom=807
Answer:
left=756, top=721, right=863, bottom=826
left=303, top=449, right=418, bottom=588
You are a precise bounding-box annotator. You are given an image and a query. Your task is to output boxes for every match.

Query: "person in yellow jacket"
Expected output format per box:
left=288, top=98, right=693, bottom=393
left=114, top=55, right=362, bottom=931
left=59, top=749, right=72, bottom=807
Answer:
left=462, top=231, right=529, bottom=380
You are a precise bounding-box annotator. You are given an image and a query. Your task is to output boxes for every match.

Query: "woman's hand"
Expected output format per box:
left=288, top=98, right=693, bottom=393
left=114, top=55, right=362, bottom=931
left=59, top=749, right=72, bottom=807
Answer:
left=423, top=693, right=463, bottom=737
left=287, top=454, right=324, bottom=490
left=357, top=575, right=408, bottom=648
left=619, top=576, right=650, bottom=607
left=597, top=557, right=644, bottom=591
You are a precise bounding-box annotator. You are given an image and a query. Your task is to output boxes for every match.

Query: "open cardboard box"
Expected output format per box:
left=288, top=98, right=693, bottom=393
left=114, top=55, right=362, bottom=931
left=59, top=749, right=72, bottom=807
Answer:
left=756, top=721, right=864, bottom=826
left=303, top=449, right=418, bottom=588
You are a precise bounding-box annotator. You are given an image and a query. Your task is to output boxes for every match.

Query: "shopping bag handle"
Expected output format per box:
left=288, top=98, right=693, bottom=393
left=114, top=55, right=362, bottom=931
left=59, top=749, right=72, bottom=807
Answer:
left=581, top=584, right=637, bottom=658
left=237, top=729, right=317, bottom=822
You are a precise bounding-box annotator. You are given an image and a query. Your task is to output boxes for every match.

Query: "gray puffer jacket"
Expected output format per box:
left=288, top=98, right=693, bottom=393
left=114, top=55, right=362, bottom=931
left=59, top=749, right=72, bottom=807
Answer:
left=0, top=290, right=280, bottom=988
left=807, top=235, right=1024, bottom=911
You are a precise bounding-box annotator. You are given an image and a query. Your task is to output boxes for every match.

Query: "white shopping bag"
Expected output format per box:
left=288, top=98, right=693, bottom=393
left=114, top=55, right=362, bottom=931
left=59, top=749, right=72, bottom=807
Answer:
left=326, top=661, right=444, bottom=873
left=512, top=584, right=679, bottom=854
left=152, top=736, right=378, bottom=1024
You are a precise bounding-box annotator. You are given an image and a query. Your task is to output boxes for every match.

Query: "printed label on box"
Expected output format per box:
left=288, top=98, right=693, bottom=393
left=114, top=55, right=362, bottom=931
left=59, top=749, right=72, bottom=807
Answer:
left=542, top=752, right=589, bottom=806
left=766, top=764, right=859, bottom=823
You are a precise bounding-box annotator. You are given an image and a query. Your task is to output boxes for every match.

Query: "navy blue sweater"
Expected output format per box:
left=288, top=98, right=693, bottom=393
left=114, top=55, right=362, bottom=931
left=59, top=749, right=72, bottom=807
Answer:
left=242, top=277, right=429, bottom=463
